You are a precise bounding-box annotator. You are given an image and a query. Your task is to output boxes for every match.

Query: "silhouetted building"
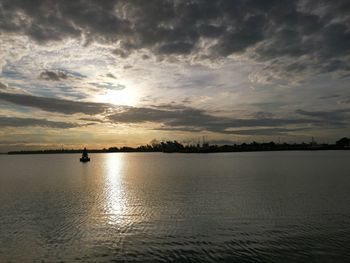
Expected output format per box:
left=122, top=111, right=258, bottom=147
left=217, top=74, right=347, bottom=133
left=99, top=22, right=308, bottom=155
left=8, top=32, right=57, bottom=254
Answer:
left=336, top=137, right=350, bottom=147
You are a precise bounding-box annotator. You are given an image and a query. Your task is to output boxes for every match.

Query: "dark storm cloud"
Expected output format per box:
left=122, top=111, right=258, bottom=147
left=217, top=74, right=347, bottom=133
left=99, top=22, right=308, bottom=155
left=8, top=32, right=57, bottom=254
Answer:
left=39, top=70, right=69, bottom=81
left=39, top=69, right=85, bottom=81
left=319, top=94, right=340, bottom=100
left=296, top=108, right=350, bottom=126
left=157, top=42, right=194, bottom=55
left=0, top=116, right=78, bottom=128
left=108, top=105, right=330, bottom=134
left=0, top=0, right=128, bottom=43
left=0, top=91, right=112, bottom=115
left=1, top=0, right=350, bottom=78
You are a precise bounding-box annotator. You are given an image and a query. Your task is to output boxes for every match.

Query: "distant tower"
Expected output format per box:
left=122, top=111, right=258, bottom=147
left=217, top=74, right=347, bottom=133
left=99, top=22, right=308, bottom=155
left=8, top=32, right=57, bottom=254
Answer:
left=202, top=136, right=209, bottom=149
left=310, top=137, right=317, bottom=147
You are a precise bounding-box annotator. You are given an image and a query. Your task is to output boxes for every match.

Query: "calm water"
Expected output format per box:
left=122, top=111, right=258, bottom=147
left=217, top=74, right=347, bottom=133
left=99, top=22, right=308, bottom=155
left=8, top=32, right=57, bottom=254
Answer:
left=1, top=151, right=350, bottom=262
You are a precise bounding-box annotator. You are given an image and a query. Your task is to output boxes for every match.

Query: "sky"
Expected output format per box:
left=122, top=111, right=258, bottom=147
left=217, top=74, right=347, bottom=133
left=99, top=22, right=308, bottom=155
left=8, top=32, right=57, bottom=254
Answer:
left=0, top=0, right=350, bottom=151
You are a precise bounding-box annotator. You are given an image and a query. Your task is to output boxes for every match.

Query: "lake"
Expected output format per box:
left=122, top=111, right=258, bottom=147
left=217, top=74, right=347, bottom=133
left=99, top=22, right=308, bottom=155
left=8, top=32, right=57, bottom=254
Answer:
left=0, top=151, right=350, bottom=262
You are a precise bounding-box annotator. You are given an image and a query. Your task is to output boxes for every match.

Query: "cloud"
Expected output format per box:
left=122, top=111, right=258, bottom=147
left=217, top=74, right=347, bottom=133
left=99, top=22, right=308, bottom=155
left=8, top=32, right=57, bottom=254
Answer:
left=223, top=128, right=306, bottom=136
left=296, top=108, right=350, bottom=126
left=0, top=91, right=112, bottom=115
left=39, top=69, right=86, bottom=81
left=39, top=70, right=69, bottom=81
left=79, top=117, right=106, bottom=123
left=0, top=81, right=8, bottom=90
left=108, top=104, right=328, bottom=134
left=1, top=0, right=350, bottom=81
left=89, top=82, right=126, bottom=90
left=1, top=89, right=348, bottom=135
left=0, top=116, right=78, bottom=128
left=338, top=99, right=350, bottom=105
left=106, top=73, right=117, bottom=79
left=319, top=94, right=340, bottom=99
left=252, top=111, right=275, bottom=119
left=157, top=42, right=194, bottom=55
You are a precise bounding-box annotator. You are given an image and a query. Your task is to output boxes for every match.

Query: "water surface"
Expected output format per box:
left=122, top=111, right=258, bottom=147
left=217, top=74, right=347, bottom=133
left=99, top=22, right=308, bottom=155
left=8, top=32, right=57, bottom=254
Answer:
left=1, top=151, right=350, bottom=262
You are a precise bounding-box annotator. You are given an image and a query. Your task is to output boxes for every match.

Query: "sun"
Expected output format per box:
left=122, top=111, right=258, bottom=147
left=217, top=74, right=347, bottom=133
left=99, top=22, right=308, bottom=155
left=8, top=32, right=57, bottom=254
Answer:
left=100, top=89, right=137, bottom=106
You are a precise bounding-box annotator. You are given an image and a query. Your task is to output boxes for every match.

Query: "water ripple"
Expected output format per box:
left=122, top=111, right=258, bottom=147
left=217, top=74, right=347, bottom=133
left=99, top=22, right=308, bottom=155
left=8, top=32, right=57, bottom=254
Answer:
left=1, top=152, right=350, bottom=262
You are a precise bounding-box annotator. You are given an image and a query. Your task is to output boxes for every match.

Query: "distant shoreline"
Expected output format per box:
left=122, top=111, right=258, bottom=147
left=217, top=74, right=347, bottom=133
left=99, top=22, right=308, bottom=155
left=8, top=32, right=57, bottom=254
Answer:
left=6, top=141, right=350, bottom=155
left=5, top=149, right=350, bottom=155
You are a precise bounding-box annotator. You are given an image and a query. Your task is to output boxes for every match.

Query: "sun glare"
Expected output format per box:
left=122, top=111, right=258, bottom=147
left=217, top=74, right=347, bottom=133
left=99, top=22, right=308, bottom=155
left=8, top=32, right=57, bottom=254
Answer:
left=101, top=89, right=137, bottom=106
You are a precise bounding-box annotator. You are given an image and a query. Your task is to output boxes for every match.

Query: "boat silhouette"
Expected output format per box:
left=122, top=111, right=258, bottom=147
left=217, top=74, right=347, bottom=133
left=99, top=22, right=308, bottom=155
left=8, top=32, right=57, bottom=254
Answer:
left=80, top=147, right=90, bottom=162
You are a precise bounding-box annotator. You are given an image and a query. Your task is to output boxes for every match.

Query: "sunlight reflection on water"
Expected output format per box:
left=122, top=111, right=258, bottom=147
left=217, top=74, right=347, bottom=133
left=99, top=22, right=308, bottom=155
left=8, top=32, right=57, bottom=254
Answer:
left=103, top=154, right=128, bottom=225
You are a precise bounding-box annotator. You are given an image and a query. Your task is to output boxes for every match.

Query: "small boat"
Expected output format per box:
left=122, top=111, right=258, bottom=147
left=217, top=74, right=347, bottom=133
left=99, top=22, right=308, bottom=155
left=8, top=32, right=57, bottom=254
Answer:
left=80, top=147, right=90, bottom=162
left=80, top=156, right=90, bottom=162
